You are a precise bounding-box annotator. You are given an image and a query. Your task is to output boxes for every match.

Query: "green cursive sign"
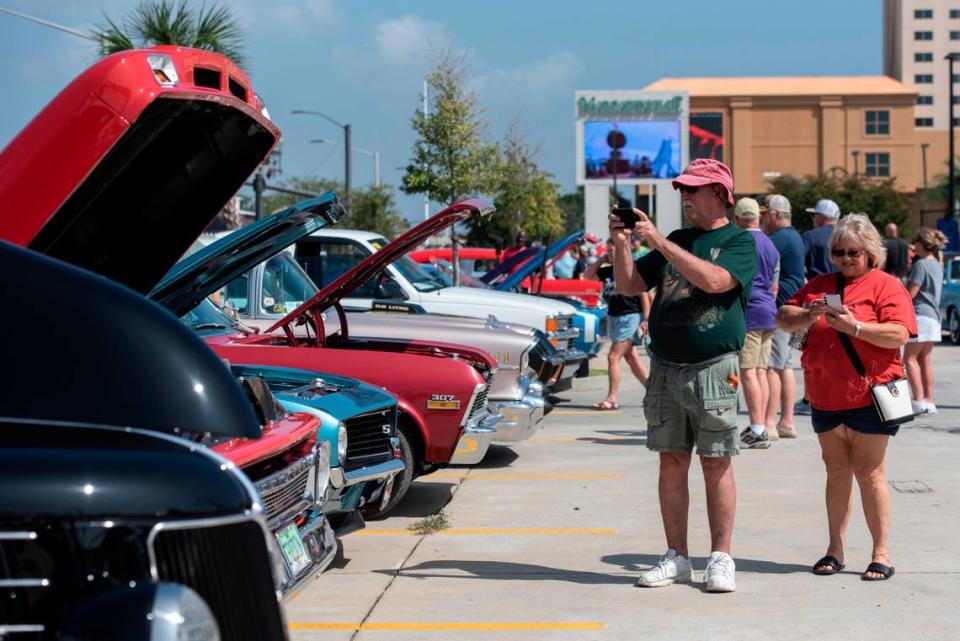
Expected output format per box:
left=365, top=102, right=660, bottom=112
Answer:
left=578, top=96, right=683, bottom=118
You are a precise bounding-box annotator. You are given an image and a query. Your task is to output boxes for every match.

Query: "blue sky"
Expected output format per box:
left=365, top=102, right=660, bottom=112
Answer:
left=0, top=0, right=882, bottom=219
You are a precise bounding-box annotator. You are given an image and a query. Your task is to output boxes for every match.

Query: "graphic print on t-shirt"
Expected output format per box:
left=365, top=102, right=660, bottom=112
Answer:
left=657, top=261, right=725, bottom=331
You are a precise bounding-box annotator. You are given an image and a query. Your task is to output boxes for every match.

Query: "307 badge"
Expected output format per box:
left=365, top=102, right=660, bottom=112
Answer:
left=426, top=394, right=460, bottom=410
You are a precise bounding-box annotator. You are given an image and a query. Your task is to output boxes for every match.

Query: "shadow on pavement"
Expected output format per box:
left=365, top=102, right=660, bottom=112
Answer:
left=380, top=559, right=636, bottom=585
left=602, top=553, right=809, bottom=575
left=365, top=481, right=458, bottom=520
left=449, top=445, right=520, bottom=470
left=577, top=429, right=647, bottom=446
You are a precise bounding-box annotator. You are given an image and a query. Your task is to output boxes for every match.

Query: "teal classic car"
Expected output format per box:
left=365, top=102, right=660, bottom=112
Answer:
left=183, top=300, right=405, bottom=530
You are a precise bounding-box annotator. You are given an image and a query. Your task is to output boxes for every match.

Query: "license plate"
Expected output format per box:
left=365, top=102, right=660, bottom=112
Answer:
left=276, top=523, right=311, bottom=577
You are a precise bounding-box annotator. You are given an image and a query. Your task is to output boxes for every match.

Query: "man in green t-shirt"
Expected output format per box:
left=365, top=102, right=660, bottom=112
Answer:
left=610, top=159, right=757, bottom=594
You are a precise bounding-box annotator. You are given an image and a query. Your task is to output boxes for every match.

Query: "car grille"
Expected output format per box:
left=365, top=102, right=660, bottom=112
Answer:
left=0, top=531, right=48, bottom=640
left=254, top=454, right=315, bottom=528
left=344, top=406, right=395, bottom=471
left=556, top=314, right=573, bottom=332
left=152, top=519, right=285, bottom=641
left=469, top=385, right=489, bottom=420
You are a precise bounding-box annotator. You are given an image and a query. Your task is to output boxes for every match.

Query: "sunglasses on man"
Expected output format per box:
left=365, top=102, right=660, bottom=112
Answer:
left=831, top=248, right=864, bottom=258
left=677, top=184, right=700, bottom=195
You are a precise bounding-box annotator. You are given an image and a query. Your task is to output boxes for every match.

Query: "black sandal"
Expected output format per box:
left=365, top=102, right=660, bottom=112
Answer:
left=812, top=555, right=845, bottom=575
left=861, top=562, right=895, bottom=581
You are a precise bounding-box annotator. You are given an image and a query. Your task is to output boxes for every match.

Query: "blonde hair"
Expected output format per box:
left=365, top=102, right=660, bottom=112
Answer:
left=913, top=226, right=948, bottom=254
left=829, top=213, right=886, bottom=269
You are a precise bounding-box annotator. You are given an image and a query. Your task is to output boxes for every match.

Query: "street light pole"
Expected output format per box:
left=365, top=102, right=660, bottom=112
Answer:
left=851, top=150, right=860, bottom=176
left=921, top=142, right=930, bottom=189
left=311, top=139, right=380, bottom=187
left=291, top=109, right=352, bottom=211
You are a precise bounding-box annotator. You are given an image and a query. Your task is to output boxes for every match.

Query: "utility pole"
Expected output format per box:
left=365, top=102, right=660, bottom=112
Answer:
left=423, top=80, right=430, bottom=221
left=948, top=54, right=959, bottom=220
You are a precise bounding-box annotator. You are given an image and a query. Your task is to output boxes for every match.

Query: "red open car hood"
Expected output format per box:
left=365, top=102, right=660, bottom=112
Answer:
left=266, top=198, right=494, bottom=334
left=0, top=46, right=280, bottom=294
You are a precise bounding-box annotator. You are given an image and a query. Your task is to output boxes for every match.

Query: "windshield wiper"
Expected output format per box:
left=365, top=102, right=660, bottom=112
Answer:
left=191, top=322, right=230, bottom=330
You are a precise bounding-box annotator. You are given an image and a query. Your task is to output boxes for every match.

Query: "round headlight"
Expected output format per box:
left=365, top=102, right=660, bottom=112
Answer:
left=152, top=584, right=221, bottom=641
left=337, top=422, right=348, bottom=463
left=315, top=441, right=331, bottom=502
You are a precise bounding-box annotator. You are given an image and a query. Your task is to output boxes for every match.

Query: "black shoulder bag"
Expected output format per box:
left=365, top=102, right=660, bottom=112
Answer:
left=834, top=275, right=915, bottom=427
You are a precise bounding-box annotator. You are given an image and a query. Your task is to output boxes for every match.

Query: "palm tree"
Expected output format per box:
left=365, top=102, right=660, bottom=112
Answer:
left=93, top=1, right=244, bottom=64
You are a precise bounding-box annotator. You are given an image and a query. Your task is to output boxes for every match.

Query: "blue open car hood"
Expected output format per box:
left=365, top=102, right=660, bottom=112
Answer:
left=492, top=230, right=585, bottom=291
left=150, top=193, right=345, bottom=316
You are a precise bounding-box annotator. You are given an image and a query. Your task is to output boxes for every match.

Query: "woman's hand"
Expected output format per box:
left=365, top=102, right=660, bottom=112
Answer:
left=824, top=305, right=858, bottom=335
left=804, top=299, right=828, bottom=324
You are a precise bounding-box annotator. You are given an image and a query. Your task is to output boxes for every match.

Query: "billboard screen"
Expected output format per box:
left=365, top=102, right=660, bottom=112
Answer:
left=690, top=112, right=724, bottom=162
left=583, top=120, right=681, bottom=181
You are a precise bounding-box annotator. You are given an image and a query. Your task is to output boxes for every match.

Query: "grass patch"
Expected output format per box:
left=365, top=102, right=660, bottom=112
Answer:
left=588, top=369, right=607, bottom=377
left=408, top=511, right=450, bottom=535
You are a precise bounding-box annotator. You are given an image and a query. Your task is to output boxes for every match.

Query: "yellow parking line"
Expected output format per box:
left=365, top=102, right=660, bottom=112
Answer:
left=531, top=435, right=636, bottom=441
left=431, top=472, right=624, bottom=480
left=356, top=528, right=616, bottom=536
left=289, top=622, right=605, bottom=631
left=551, top=409, right=622, bottom=415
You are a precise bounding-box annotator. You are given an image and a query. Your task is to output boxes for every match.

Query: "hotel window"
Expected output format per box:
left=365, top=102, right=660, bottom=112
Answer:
left=952, top=9, right=960, bottom=17
left=955, top=118, right=960, bottom=126
left=915, top=52, right=934, bottom=62
left=917, top=95, right=934, bottom=105
left=955, top=96, right=960, bottom=104
left=915, top=9, right=933, bottom=18
left=865, top=110, right=890, bottom=135
left=916, top=117, right=934, bottom=127
left=865, top=153, right=890, bottom=177
left=954, top=74, right=960, bottom=82
left=915, top=74, right=934, bottom=83
left=952, top=31, right=960, bottom=39
left=915, top=31, right=933, bottom=40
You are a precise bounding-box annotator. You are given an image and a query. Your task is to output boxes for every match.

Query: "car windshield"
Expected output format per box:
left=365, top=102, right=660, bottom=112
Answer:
left=260, top=253, right=318, bottom=314
left=392, top=255, right=446, bottom=292
left=180, top=298, right=239, bottom=335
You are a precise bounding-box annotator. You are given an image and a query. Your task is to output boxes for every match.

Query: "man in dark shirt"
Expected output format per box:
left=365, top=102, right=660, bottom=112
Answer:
left=882, top=222, right=910, bottom=281
left=583, top=240, right=649, bottom=410
left=802, top=198, right=840, bottom=280
left=610, top=159, right=757, bottom=593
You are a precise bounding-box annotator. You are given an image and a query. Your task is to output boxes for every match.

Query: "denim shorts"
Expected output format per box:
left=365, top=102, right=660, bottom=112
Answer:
left=608, top=313, right=640, bottom=343
left=811, top=404, right=900, bottom=436
left=768, top=328, right=793, bottom=369
left=643, top=353, right=741, bottom=457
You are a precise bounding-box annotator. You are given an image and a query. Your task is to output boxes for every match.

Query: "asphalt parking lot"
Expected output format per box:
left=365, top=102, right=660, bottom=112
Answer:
left=286, top=344, right=960, bottom=641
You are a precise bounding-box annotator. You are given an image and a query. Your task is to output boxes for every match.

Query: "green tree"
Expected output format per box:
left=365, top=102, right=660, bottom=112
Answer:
left=769, top=173, right=912, bottom=236
left=471, top=122, right=564, bottom=246
left=261, top=177, right=408, bottom=239
left=93, top=0, right=245, bottom=64
left=557, top=189, right=585, bottom=235
left=923, top=156, right=960, bottom=208
left=401, top=46, right=498, bottom=208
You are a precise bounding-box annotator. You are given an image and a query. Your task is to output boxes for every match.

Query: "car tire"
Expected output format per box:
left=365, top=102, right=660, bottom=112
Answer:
left=363, top=428, right=415, bottom=519
left=950, top=308, right=960, bottom=345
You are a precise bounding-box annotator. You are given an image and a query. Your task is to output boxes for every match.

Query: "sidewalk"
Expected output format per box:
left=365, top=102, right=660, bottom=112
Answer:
left=285, top=343, right=960, bottom=640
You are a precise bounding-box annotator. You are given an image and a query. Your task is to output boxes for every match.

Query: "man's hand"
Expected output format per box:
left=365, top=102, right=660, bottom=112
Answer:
left=608, top=212, right=631, bottom=245
left=633, top=210, right=664, bottom=250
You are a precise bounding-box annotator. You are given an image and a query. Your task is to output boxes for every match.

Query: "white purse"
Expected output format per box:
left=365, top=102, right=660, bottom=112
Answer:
left=868, top=379, right=915, bottom=426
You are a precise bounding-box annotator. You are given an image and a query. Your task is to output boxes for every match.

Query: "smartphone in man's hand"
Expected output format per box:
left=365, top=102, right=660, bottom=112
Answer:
left=824, top=294, right=843, bottom=313
left=612, top=207, right=639, bottom=229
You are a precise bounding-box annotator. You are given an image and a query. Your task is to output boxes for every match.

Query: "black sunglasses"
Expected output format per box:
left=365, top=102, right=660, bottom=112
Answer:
left=677, top=184, right=700, bottom=195
left=831, top=248, right=864, bottom=258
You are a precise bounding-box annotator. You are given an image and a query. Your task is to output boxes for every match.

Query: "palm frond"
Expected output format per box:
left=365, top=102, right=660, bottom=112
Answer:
left=193, top=3, right=245, bottom=64
left=132, top=0, right=195, bottom=47
left=92, top=14, right=137, bottom=56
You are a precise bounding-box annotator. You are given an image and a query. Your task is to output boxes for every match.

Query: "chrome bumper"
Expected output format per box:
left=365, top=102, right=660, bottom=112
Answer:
left=491, top=377, right=548, bottom=443
left=330, top=457, right=406, bottom=489
left=279, top=512, right=338, bottom=597
left=450, top=413, right=501, bottom=465
left=556, top=349, right=587, bottom=382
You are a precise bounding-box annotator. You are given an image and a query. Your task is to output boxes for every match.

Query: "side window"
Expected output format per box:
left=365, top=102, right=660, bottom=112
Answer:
left=295, top=239, right=376, bottom=298
left=224, top=273, right=249, bottom=314
left=950, top=261, right=960, bottom=281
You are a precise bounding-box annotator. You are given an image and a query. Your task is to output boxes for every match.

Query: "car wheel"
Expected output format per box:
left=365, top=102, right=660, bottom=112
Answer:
left=951, top=309, right=960, bottom=345
left=363, top=428, right=415, bottom=519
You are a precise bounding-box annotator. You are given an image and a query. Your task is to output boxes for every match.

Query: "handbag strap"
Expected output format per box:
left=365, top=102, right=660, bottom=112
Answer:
left=833, top=274, right=868, bottom=378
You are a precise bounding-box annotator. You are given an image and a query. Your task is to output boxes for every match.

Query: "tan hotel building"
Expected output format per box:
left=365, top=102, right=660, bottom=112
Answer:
left=643, top=76, right=928, bottom=196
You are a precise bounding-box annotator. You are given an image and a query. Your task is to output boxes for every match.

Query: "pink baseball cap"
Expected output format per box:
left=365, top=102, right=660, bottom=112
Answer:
left=672, top=159, right=735, bottom=208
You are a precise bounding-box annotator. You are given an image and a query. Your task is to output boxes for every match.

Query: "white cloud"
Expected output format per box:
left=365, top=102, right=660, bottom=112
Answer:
left=471, top=51, right=583, bottom=104
left=374, top=14, right=447, bottom=66
left=268, top=0, right=343, bottom=32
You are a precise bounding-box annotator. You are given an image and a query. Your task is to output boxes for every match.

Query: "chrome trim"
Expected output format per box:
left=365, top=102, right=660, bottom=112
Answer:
left=0, top=579, right=49, bottom=588
left=459, top=382, right=486, bottom=428
left=547, top=328, right=580, bottom=340
left=253, top=451, right=318, bottom=529
left=450, top=413, right=501, bottom=465
left=329, top=458, right=406, bottom=488
left=0, top=625, right=45, bottom=634
left=0, top=531, right=36, bottom=541
left=492, top=391, right=547, bottom=443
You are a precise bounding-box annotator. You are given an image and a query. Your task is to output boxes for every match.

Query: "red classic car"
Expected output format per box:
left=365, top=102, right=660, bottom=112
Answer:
left=0, top=46, right=342, bottom=591
left=410, top=247, right=602, bottom=307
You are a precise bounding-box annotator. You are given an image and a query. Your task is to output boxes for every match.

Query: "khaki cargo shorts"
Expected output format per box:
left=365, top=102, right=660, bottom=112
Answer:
left=739, top=329, right=774, bottom=369
left=643, top=352, right=740, bottom=457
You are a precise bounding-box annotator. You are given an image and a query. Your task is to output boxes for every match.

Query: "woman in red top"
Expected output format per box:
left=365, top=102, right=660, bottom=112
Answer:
left=777, top=214, right=916, bottom=582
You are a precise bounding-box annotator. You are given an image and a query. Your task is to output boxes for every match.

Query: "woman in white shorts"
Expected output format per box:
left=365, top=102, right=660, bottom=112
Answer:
left=903, top=227, right=947, bottom=415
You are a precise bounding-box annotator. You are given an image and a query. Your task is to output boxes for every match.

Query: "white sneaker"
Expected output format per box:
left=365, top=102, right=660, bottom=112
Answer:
left=704, top=551, right=736, bottom=593
left=635, top=549, right=692, bottom=587
left=924, top=401, right=938, bottom=415
left=911, top=400, right=928, bottom=415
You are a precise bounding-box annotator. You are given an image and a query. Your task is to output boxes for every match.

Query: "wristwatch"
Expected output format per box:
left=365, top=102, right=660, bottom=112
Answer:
left=854, top=321, right=863, bottom=337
